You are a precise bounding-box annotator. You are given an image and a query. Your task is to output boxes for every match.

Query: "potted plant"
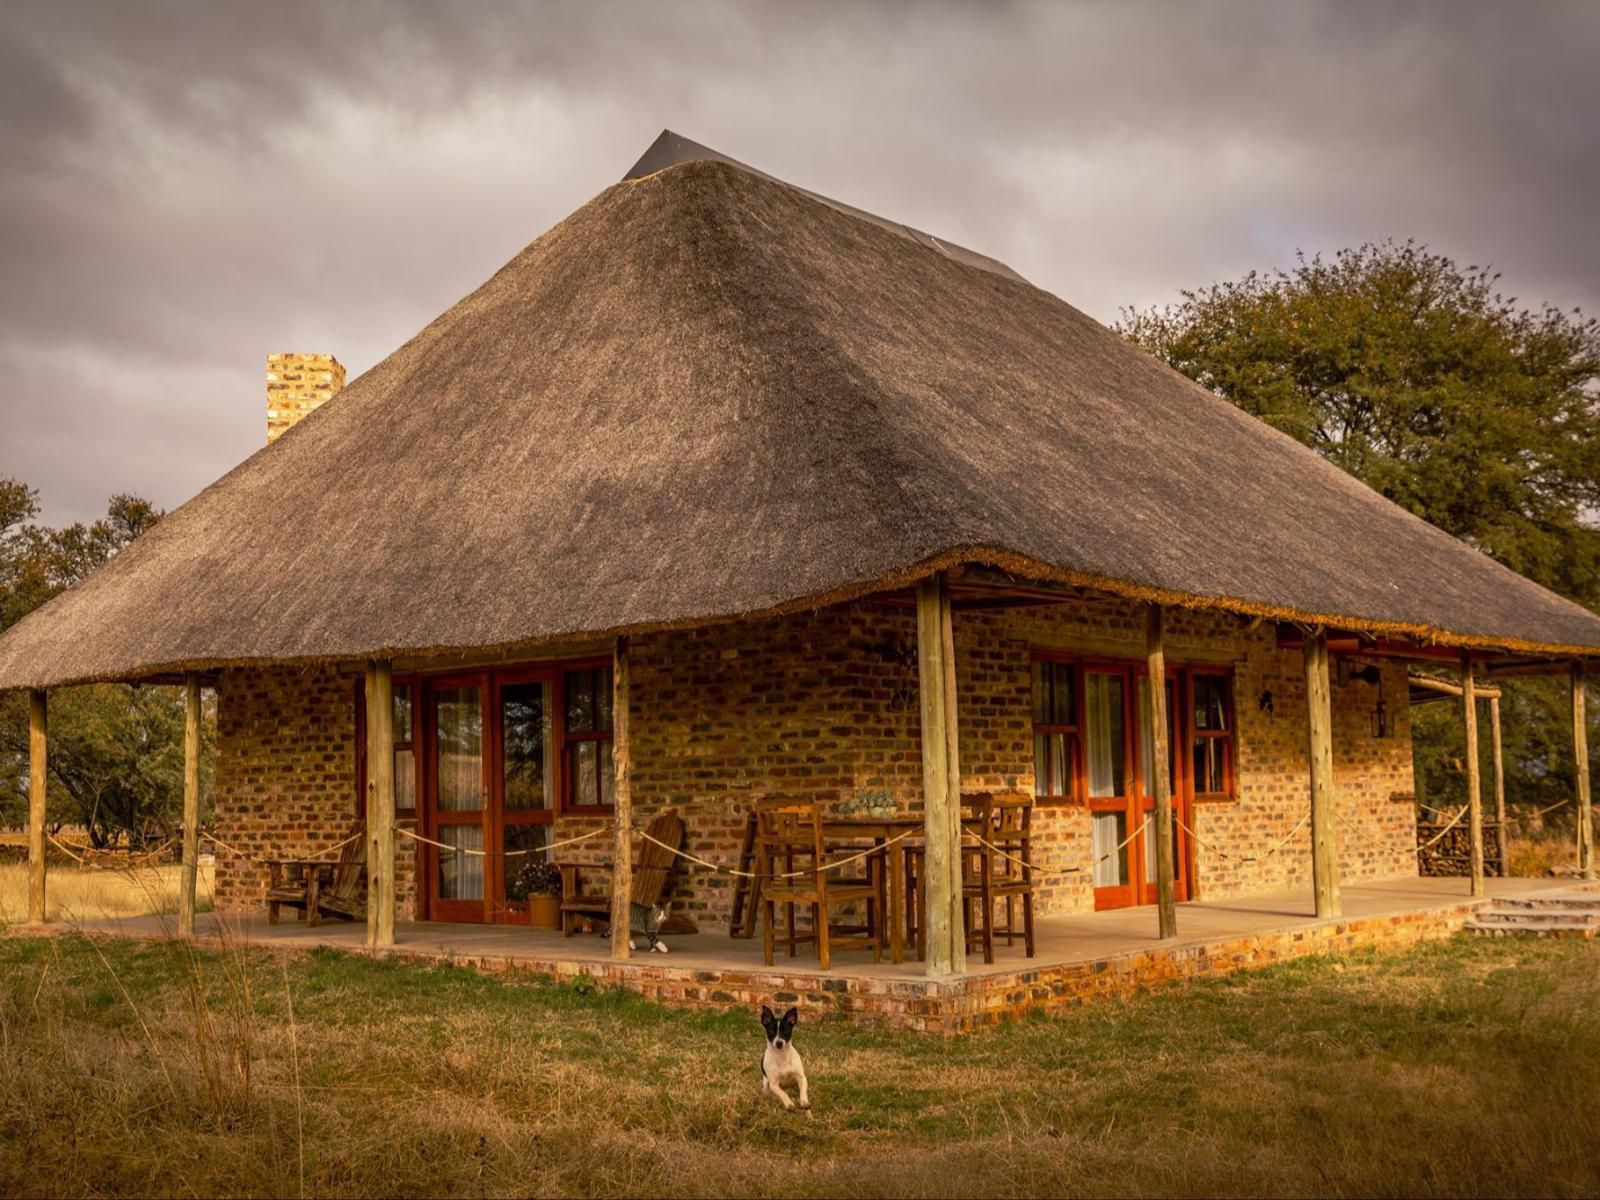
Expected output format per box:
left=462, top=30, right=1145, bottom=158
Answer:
left=508, top=860, right=563, bottom=930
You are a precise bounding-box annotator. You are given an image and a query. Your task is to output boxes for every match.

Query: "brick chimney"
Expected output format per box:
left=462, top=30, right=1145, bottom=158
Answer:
left=266, top=353, right=345, bottom=443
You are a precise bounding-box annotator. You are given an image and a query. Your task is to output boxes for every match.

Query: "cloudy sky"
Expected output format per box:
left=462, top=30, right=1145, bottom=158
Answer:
left=2, top=0, right=1597, bottom=525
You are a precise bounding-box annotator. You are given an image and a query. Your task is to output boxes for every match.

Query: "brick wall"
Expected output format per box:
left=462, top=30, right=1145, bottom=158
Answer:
left=211, top=665, right=417, bottom=918
left=211, top=598, right=1416, bottom=928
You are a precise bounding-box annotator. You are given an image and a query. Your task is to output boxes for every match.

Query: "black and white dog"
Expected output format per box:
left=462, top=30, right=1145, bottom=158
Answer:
left=759, top=1005, right=810, bottom=1111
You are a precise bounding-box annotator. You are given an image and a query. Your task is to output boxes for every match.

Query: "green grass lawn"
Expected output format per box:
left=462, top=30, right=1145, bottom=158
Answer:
left=1, top=932, right=1597, bottom=1198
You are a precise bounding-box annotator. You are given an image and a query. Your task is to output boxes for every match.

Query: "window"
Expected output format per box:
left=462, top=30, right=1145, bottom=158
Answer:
left=355, top=675, right=420, bottom=818
left=1031, top=658, right=1080, bottom=804
left=393, top=681, right=417, bottom=815
left=562, top=665, right=614, bottom=811
left=1190, top=671, right=1234, bottom=798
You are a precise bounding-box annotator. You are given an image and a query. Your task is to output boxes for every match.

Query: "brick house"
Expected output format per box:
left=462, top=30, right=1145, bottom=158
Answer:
left=3, top=133, right=1597, bottom=986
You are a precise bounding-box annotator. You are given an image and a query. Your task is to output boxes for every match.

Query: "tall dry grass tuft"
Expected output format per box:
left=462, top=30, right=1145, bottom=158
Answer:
left=1506, top=831, right=1575, bottom=878
left=0, top=861, right=214, bottom=925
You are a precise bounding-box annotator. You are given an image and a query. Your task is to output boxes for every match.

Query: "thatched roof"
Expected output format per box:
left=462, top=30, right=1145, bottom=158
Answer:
left=3, top=132, right=1599, bottom=690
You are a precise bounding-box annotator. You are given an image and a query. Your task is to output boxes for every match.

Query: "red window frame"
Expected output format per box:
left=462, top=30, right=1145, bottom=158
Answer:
left=1031, top=653, right=1084, bottom=806
left=1186, top=667, right=1236, bottom=802
left=354, top=674, right=420, bottom=820
left=556, top=659, right=616, bottom=815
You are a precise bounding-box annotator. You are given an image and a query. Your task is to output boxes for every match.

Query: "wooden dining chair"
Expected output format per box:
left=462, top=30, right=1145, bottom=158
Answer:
left=757, top=800, right=882, bottom=970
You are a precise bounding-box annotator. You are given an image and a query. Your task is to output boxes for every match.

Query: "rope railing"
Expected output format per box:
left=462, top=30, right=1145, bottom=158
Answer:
left=1412, top=803, right=1470, bottom=850
left=199, top=828, right=364, bottom=868
left=1173, top=812, right=1310, bottom=866
left=1419, top=796, right=1574, bottom=823
left=397, top=824, right=611, bottom=859
left=634, top=824, right=917, bottom=881
left=958, top=814, right=1151, bottom=881
left=45, top=832, right=179, bottom=871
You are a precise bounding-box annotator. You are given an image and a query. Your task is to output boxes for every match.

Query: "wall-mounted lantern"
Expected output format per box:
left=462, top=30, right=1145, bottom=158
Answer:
left=1371, top=679, right=1391, bottom=739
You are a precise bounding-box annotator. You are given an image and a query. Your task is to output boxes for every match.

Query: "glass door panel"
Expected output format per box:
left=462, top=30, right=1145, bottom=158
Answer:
left=1084, top=674, right=1125, bottom=798
left=1092, top=810, right=1129, bottom=889
left=435, top=686, right=484, bottom=811
left=501, top=681, right=553, bottom=812
left=437, top=824, right=485, bottom=901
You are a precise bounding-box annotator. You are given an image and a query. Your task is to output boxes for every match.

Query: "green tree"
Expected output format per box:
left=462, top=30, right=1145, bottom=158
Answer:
left=0, top=482, right=211, bottom=847
left=1119, top=241, right=1600, bottom=826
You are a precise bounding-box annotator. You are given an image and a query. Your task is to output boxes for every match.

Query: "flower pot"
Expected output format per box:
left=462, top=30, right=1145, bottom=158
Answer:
left=529, top=894, right=561, bottom=930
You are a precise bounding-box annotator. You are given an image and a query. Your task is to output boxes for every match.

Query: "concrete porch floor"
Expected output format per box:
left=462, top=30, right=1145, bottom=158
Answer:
left=47, top=873, right=1581, bottom=982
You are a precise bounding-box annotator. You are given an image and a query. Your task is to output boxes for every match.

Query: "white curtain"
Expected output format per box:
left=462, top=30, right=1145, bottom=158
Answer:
left=1092, top=811, right=1126, bottom=887
left=1085, top=675, right=1120, bottom=798
left=440, top=824, right=485, bottom=900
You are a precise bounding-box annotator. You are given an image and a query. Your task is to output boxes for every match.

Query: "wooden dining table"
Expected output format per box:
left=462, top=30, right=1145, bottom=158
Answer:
left=820, top=817, right=925, bottom=964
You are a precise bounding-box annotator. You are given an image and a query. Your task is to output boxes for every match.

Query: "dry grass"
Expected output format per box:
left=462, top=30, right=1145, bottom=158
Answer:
left=1, top=933, right=1597, bottom=1198
left=1507, top=832, right=1575, bottom=878
left=0, top=862, right=214, bottom=925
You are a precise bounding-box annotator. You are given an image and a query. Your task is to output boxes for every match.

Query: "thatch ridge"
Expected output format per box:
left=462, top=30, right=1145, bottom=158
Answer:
left=2, top=151, right=1599, bottom=691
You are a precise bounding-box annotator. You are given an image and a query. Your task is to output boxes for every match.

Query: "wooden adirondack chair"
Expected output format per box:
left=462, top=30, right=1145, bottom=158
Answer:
left=265, top=828, right=367, bottom=928
left=559, top=811, right=685, bottom=936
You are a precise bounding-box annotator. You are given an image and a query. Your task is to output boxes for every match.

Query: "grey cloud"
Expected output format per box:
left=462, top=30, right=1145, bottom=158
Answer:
left=1, top=0, right=1597, bottom=524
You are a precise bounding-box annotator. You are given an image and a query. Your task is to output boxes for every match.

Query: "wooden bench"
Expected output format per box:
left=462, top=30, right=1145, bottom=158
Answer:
left=265, top=828, right=367, bottom=927
left=558, top=811, right=685, bottom=936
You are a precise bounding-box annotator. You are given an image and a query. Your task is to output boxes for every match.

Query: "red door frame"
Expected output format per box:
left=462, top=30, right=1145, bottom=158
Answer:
left=1078, top=660, right=1200, bottom=912
left=488, top=666, right=560, bottom=921
left=421, top=671, right=493, bottom=923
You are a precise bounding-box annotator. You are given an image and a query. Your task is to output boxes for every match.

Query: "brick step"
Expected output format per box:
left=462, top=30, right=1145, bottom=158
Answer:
left=1494, top=895, right=1600, bottom=912
left=1464, top=919, right=1598, bottom=939
left=1471, top=908, right=1600, bottom=927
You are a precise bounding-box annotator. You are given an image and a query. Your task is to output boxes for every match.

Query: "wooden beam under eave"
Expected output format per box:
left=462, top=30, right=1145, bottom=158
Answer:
left=27, top=689, right=47, bottom=924
left=611, top=636, right=634, bottom=961
left=1575, top=662, right=1594, bottom=881
left=366, top=661, right=397, bottom=948
left=1302, top=634, right=1341, bottom=918
left=178, top=674, right=202, bottom=938
left=917, top=573, right=965, bottom=976
left=1408, top=673, right=1502, bottom=701
left=1146, top=605, right=1177, bottom=939
left=1461, top=651, right=1485, bottom=897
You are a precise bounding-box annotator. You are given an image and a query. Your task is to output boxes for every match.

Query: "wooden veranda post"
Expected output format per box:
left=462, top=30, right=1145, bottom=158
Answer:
left=1575, top=662, right=1594, bottom=881
left=366, top=661, right=396, bottom=948
left=611, top=636, right=633, bottom=961
left=1146, top=604, right=1177, bottom=938
left=178, top=674, right=202, bottom=938
left=27, top=689, right=47, bottom=924
left=917, top=573, right=965, bottom=976
left=1489, top=695, right=1507, bottom=877
left=1302, top=634, right=1341, bottom=918
left=1460, top=652, right=1485, bottom=897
